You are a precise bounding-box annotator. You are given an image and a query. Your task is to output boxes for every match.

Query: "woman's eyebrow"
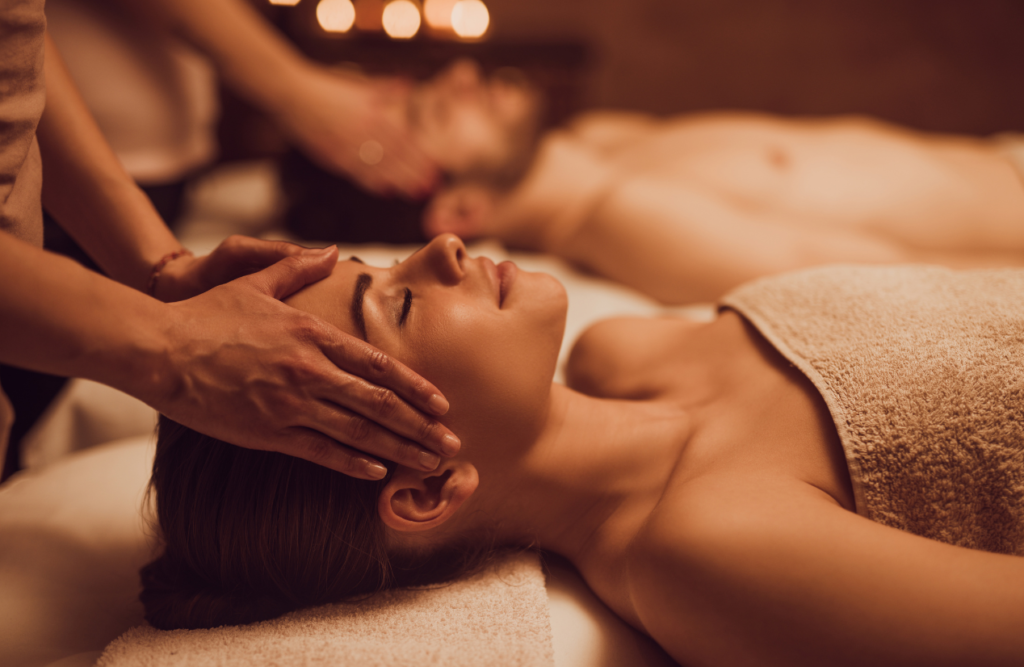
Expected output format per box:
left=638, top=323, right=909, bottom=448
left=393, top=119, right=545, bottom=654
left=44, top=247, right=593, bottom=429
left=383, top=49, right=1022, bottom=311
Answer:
left=349, top=256, right=365, bottom=264
left=351, top=273, right=372, bottom=341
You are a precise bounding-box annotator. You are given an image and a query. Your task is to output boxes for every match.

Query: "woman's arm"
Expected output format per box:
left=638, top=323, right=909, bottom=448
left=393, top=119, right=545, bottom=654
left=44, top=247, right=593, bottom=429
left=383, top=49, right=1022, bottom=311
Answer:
left=630, top=478, right=1024, bottom=667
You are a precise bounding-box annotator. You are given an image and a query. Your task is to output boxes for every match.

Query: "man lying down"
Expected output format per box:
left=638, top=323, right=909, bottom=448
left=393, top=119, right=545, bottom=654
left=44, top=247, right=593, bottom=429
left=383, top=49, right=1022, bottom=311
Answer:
left=143, top=233, right=1024, bottom=667
left=370, top=59, right=1024, bottom=304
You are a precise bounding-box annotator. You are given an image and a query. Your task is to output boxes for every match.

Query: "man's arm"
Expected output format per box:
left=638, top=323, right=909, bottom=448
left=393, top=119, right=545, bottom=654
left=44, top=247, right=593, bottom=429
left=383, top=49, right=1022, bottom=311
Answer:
left=550, top=176, right=910, bottom=304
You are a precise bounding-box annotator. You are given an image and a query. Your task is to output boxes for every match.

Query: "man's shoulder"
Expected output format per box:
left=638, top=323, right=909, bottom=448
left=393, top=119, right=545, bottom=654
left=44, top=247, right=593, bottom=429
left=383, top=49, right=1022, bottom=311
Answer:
left=565, top=111, right=660, bottom=152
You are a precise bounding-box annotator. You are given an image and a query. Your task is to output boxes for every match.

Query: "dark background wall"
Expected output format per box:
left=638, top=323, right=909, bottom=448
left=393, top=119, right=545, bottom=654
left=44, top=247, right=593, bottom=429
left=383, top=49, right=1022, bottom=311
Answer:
left=480, top=0, right=1024, bottom=135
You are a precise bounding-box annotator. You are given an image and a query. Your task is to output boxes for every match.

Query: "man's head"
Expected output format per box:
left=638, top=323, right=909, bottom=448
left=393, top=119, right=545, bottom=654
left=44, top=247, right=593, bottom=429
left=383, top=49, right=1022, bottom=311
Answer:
left=406, top=59, right=545, bottom=189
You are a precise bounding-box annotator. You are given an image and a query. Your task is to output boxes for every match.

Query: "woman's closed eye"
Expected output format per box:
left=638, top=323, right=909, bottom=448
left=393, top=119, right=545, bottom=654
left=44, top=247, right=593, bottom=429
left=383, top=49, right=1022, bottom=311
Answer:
left=399, top=288, right=413, bottom=327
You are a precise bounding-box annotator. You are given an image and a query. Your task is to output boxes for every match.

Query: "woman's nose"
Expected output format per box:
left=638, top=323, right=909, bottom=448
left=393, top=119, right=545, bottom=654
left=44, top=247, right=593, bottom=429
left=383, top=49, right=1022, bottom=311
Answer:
left=419, top=233, right=465, bottom=284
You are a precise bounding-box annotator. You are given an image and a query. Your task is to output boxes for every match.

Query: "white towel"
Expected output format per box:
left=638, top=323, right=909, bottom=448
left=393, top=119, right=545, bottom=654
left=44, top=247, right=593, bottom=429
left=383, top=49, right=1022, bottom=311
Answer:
left=98, top=550, right=554, bottom=667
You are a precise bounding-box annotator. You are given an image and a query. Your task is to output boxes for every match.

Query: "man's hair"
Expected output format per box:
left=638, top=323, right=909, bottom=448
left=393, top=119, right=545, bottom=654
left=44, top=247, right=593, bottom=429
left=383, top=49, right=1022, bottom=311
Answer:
left=140, top=416, right=496, bottom=629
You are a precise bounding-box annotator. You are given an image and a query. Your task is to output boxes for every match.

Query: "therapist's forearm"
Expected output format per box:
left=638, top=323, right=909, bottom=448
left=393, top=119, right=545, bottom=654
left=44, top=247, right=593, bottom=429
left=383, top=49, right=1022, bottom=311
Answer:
left=37, top=35, right=181, bottom=292
left=101, top=0, right=309, bottom=113
left=0, top=232, right=171, bottom=400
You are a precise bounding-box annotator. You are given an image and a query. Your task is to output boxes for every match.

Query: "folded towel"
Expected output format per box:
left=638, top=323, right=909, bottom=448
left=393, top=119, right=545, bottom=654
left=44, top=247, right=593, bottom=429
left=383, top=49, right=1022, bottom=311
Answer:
left=722, top=265, right=1024, bottom=554
left=97, top=551, right=554, bottom=667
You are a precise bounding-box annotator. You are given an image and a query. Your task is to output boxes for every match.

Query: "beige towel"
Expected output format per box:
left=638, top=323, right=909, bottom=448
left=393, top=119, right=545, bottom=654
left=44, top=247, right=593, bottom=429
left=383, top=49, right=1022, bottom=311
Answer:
left=97, top=551, right=554, bottom=667
left=722, top=265, right=1024, bottom=554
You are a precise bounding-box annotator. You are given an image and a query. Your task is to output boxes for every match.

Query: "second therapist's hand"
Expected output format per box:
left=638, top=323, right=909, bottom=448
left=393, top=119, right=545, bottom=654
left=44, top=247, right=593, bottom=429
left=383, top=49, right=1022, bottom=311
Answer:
left=150, top=246, right=460, bottom=479
left=271, top=64, right=439, bottom=199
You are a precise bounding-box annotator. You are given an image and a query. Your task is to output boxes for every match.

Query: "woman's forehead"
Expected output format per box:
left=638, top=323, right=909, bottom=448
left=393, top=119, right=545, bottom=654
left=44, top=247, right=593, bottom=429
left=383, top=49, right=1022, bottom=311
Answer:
left=285, top=259, right=388, bottom=337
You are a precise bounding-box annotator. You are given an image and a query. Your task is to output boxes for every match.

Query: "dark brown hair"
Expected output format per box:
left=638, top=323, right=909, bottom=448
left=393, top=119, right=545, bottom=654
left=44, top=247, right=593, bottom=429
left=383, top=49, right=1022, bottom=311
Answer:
left=140, top=416, right=493, bottom=630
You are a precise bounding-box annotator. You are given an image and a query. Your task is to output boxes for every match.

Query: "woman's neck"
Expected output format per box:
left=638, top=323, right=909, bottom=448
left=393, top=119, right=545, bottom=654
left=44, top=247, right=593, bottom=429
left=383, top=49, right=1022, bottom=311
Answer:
left=468, top=383, right=693, bottom=565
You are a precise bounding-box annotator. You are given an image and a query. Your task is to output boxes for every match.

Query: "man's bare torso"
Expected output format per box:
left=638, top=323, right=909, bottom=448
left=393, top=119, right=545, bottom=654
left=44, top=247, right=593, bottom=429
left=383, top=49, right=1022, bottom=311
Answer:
left=567, top=111, right=1024, bottom=251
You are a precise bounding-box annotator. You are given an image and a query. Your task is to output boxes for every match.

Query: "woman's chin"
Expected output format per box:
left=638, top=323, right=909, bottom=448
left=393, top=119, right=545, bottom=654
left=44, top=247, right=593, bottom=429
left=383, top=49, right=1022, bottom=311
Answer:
left=521, top=270, right=568, bottom=327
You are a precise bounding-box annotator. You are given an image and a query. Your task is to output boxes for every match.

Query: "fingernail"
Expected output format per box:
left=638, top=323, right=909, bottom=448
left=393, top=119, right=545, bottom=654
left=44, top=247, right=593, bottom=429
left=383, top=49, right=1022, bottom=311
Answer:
left=440, top=433, right=461, bottom=457
left=427, top=393, right=449, bottom=415
left=418, top=451, right=440, bottom=471
left=317, top=245, right=337, bottom=256
left=364, top=461, right=388, bottom=480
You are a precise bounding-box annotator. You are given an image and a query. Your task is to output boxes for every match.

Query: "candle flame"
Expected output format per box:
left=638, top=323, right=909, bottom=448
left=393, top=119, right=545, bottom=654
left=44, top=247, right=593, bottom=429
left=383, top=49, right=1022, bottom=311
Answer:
left=316, top=0, right=356, bottom=32
left=451, top=0, right=488, bottom=39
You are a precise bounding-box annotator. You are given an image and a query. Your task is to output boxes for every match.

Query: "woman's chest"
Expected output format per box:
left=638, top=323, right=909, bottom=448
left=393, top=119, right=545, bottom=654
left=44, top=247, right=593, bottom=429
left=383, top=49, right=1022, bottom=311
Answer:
left=568, top=312, right=856, bottom=510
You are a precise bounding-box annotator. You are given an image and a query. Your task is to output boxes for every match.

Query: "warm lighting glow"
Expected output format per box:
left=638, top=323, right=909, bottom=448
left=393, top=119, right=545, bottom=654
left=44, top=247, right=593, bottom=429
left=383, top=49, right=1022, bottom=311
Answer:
left=423, top=0, right=456, bottom=29
left=451, top=0, right=488, bottom=39
left=316, top=0, right=356, bottom=32
left=382, top=0, right=421, bottom=39
left=268, top=0, right=301, bottom=6
left=355, top=0, right=384, bottom=31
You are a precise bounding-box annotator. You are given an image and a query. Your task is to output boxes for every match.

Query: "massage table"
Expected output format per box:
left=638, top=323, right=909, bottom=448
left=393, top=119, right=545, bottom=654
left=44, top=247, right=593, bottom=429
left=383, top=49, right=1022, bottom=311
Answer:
left=0, top=162, right=707, bottom=667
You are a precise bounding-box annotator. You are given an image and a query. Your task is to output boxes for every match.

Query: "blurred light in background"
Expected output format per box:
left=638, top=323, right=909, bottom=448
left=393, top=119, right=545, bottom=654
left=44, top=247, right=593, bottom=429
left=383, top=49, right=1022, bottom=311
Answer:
left=382, top=0, right=422, bottom=39
left=292, top=0, right=488, bottom=40
left=451, top=0, right=488, bottom=39
left=423, top=0, right=456, bottom=30
left=316, top=0, right=356, bottom=33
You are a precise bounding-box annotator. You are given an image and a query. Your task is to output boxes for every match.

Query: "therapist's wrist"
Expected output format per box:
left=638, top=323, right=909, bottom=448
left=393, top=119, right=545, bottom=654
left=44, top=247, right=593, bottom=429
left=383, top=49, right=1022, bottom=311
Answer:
left=78, top=294, right=182, bottom=412
left=148, top=250, right=198, bottom=302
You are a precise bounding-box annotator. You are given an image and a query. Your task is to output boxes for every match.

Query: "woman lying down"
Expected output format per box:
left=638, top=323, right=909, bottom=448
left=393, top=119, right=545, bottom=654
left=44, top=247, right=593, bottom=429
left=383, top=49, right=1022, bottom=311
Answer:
left=141, top=234, right=1024, bottom=666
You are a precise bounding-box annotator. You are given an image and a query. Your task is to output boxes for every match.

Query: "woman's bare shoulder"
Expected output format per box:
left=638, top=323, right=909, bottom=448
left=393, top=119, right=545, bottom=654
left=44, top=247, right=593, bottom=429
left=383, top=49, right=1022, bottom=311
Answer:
left=566, top=315, right=703, bottom=399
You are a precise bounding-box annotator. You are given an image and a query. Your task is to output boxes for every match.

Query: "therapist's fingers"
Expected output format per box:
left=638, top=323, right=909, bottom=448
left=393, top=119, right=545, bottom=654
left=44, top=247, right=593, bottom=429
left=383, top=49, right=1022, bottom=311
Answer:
left=243, top=245, right=339, bottom=300
left=284, top=428, right=393, bottom=481
left=320, top=327, right=453, bottom=421
left=206, top=235, right=318, bottom=274
left=154, top=237, right=332, bottom=302
left=293, top=396, right=454, bottom=478
left=311, top=360, right=459, bottom=459
left=175, top=237, right=333, bottom=298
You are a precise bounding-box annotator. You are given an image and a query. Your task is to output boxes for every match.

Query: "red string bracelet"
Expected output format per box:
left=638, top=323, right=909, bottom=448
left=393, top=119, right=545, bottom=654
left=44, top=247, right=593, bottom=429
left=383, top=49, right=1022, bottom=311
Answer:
left=146, top=249, right=193, bottom=297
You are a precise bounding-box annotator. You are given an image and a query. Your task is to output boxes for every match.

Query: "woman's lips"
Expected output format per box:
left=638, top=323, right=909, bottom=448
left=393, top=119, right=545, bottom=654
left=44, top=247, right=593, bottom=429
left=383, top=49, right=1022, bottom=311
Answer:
left=497, top=261, right=518, bottom=308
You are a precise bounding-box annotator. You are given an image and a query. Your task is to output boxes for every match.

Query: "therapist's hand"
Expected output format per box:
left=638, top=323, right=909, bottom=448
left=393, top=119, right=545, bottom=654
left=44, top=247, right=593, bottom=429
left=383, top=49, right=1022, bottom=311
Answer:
left=270, top=65, right=439, bottom=199
left=152, top=235, right=315, bottom=302
left=153, top=246, right=460, bottom=480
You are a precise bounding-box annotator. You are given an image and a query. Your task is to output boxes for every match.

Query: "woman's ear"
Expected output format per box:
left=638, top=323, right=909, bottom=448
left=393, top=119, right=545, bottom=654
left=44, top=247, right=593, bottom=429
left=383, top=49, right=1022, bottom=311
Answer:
left=377, top=462, right=479, bottom=533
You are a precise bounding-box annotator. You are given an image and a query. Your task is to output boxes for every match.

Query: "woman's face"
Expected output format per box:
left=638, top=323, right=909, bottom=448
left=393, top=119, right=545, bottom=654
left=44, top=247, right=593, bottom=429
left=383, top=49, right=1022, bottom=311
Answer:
left=287, top=235, right=567, bottom=447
